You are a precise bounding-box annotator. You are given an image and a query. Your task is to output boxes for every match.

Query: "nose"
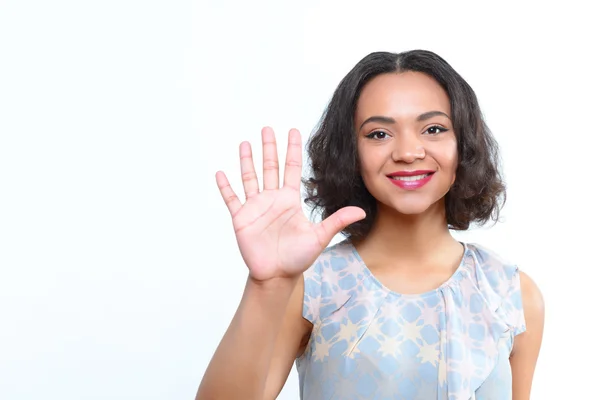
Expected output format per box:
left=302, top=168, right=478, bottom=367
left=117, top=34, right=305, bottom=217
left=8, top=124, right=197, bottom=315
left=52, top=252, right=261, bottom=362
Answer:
left=391, top=134, right=426, bottom=163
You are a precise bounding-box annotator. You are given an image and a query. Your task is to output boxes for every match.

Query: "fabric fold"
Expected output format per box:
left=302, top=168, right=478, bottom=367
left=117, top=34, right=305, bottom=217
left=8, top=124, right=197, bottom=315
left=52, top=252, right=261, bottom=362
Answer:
left=438, top=248, right=511, bottom=400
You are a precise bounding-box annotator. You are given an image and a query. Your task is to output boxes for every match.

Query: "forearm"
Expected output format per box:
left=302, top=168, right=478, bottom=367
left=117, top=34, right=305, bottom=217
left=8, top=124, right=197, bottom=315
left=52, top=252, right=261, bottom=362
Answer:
left=196, top=275, right=299, bottom=400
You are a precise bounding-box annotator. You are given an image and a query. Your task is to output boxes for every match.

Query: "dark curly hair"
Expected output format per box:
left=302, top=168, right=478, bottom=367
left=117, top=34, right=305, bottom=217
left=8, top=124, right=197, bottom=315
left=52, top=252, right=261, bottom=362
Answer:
left=303, top=50, right=506, bottom=239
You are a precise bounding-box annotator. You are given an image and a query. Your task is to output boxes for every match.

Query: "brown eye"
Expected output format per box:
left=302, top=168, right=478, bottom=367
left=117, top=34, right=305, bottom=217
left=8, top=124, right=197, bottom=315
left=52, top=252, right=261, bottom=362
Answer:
left=424, top=126, right=449, bottom=135
left=366, top=131, right=390, bottom=140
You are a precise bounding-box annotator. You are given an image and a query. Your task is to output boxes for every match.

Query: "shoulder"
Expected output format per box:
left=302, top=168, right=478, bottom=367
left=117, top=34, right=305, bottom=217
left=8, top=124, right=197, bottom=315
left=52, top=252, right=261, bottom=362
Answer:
left=466, top=243, right=545, bottom=336
left=511, top=270, right=545, bottom=373
left=466, top=243, right=521, bottom=296
left=466, top=243, right=535, bottom=335
left=304, top=239, right=357, bottom=279
left=467, top=243, right=544, bottom=308
left=301, top=240, right=357, bottom=324
left=518, top=270, right=545, bottom=328
left=468, top=242, right=516, bottom=273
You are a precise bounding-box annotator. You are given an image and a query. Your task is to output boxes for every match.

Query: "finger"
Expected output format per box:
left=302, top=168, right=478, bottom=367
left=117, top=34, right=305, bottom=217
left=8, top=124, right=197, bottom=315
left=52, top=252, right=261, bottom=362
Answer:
left=215, top=171, right=242, bottom=216
left=261, top=126, right=280, bottom=190
left=239, top=141, right=259, bottom=199
left=282, top=129, right=303, bottom=191
left=315, top=207, right=366, bottom=247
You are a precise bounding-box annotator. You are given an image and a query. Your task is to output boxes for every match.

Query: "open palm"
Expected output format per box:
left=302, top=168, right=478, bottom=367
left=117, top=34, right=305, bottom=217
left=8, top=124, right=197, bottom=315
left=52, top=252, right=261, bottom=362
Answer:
left=216, top=127, right=365, bottom=282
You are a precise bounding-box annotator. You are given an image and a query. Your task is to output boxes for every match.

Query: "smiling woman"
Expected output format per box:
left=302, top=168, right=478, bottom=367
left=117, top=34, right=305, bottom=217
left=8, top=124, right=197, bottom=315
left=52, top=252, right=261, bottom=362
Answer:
left=196, top=50, right=544, bottom=400
left=357, top=72, right=459, bottom=220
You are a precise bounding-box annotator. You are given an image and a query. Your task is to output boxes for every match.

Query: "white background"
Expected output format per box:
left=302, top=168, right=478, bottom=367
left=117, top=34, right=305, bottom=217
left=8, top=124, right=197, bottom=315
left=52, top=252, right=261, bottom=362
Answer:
left=1, top=0, right=598, bottom=399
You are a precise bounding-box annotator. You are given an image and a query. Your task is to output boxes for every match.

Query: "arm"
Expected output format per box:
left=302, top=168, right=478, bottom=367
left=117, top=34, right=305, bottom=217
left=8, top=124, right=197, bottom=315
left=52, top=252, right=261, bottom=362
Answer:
left=264, top=275, right=313, bottom=399
left=196, top=275, right=311, bottom=400
left=510, top=271, right=545, bottom=400
left=200, top=127, right=363, bottom=399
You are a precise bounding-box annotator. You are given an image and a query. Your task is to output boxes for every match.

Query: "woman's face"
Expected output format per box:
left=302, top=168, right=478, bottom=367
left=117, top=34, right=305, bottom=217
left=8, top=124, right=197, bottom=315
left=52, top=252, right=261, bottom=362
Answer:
left=354, top=71, right=459, bottom=216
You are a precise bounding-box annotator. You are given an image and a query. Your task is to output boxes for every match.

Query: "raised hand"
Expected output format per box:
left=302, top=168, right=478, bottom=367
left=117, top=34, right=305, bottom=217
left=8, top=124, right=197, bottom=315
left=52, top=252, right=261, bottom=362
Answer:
left=216, top=127, right=366, bottom=282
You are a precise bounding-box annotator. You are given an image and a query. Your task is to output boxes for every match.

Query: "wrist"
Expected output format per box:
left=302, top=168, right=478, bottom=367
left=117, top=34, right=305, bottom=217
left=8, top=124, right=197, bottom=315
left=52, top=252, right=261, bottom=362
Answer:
left=238, top=275, right=300, bottom=325
left=247, top=274, right=300, bottom=294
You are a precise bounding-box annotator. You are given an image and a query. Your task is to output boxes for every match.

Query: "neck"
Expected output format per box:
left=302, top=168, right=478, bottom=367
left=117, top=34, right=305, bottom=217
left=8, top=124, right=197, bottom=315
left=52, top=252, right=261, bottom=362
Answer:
left=353, top=200, right=457, bottom=262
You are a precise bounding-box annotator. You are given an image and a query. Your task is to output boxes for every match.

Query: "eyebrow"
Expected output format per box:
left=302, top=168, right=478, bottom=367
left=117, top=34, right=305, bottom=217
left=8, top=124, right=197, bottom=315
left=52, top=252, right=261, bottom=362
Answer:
left=358, top=111, right=451, bottom=130
left=417, top=110, right=451, bottom=122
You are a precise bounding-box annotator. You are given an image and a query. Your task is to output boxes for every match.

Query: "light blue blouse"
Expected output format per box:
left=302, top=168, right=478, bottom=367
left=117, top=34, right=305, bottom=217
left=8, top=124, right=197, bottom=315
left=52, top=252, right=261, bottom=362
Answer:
left=295, top=240, right=525, bottom=400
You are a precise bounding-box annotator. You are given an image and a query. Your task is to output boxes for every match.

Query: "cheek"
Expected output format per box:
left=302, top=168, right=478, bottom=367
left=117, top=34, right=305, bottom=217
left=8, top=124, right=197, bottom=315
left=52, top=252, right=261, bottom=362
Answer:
left=357, top=146, right=388, bottom=193
left=428, top=141, right=458, bottom=169
left=357, top=145, right=379, bottom=175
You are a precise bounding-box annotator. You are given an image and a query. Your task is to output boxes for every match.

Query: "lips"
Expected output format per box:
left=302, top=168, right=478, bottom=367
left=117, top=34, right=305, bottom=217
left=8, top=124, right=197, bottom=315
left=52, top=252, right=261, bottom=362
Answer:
left=386, top=170, right=435, bottom=190
left=388, top=172, right=432, bottom=181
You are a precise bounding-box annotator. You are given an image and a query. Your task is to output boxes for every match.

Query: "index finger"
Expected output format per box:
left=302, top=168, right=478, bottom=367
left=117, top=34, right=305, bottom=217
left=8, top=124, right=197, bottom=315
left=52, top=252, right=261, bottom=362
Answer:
left=215, top=171, right=242, bottom=216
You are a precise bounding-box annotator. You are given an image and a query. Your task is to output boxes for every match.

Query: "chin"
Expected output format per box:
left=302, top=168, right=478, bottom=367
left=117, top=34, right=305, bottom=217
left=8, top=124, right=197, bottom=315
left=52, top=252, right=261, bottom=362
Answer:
left=381, top=196, right=443, bottom=216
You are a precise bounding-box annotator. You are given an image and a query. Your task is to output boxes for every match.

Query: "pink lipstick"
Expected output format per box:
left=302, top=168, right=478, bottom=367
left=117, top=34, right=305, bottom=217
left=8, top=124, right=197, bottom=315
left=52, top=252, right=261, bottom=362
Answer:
left=387, top=170, right=435, bottom=190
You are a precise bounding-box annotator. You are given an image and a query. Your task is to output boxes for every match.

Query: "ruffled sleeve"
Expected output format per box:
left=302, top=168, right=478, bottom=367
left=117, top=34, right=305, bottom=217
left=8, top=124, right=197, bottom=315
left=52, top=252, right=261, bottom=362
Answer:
left=437, top=244, right=526, bottom=400
left=302, top=258, right=323, bottom=325
left=500, top=264, right=526, bottom=335
left=470, top=244, right=527, bottom=337
left=301, top=242, right=362, bottom=326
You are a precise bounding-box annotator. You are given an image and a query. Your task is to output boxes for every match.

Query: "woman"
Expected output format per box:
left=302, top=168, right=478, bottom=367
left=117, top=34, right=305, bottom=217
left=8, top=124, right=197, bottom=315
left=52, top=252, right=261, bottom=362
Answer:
left=196, top=50, right=544, bottom=400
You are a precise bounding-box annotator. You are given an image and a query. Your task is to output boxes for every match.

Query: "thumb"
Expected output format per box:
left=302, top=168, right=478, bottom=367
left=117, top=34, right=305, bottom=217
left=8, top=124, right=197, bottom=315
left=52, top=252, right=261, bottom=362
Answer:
left=315, top=206, right=366, bottom=246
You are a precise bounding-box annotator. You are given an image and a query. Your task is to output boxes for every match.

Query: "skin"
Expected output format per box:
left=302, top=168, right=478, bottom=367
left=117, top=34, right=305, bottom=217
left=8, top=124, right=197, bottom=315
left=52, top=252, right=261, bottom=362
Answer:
left=196, top=71, right=544, bottom=400
left=352, top=71, right=465, bottom=295
left=511, top=271, right=545, bottom=400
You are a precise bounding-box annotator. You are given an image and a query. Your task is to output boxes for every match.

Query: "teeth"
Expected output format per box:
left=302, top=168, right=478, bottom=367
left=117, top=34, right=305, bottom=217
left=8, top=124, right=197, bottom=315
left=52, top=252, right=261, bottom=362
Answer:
left=391, top=174, right=429, bottom=181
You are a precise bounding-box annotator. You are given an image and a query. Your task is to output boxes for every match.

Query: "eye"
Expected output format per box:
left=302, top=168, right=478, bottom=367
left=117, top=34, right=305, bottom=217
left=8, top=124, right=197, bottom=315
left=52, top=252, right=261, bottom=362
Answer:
left=424, top=125, right=449, bottom=135
left=366, top=131, right=390, bottom=140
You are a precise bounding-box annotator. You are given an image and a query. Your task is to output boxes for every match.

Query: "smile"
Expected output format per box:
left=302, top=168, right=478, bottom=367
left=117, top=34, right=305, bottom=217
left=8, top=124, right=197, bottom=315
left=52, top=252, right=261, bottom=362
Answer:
left=389, top=173, right=430, bottom=181
left=386, top=171, right=435, bottom=190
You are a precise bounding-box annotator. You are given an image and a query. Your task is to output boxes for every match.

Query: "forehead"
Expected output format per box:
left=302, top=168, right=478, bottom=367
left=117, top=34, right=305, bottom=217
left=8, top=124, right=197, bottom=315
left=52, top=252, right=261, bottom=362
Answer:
left=355, top=72, right=451, bottom=121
